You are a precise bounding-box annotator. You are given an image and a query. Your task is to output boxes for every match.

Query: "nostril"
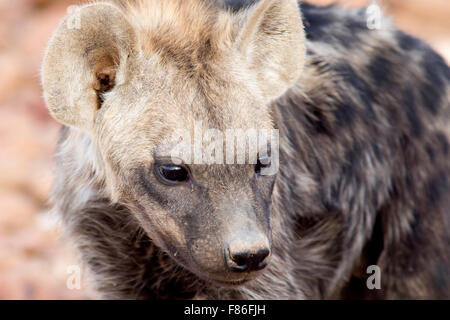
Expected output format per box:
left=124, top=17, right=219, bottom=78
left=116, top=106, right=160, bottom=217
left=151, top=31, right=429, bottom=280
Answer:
left=226, top=247, right=249, bottom=272
left=225, top=246, right=270, bottom=272
left=233, top=254, right=248, bottom=268
left=253, top=248, right=270, bottom=270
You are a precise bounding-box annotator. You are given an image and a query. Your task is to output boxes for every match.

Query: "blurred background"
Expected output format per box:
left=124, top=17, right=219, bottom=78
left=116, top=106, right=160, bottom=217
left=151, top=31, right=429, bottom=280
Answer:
left=0, top=0, right=448, bottom=299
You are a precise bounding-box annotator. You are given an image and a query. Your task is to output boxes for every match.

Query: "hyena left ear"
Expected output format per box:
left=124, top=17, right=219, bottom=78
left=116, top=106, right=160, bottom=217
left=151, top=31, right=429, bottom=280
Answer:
left=235, top=0, right=305, bottom=102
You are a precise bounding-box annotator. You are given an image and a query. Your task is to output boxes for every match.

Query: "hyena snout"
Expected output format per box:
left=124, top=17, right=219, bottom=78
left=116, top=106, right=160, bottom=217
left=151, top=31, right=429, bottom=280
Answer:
left=224, top=231, right=271, bottom=273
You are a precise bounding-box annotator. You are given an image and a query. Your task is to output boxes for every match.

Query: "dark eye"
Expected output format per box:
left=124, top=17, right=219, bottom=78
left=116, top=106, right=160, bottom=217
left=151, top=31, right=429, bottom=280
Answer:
left=157, top=165, right=190, bottom=184
left=255, top=156, right=271, bottom=175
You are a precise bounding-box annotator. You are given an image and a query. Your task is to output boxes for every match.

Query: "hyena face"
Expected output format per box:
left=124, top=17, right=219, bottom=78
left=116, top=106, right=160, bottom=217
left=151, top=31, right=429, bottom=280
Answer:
left=42, top=0, right=305, bottom=285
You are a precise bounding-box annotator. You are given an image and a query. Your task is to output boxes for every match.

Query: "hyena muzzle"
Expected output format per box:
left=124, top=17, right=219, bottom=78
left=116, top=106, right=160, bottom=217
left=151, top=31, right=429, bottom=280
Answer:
left=41, top=0, right=450, bottom=299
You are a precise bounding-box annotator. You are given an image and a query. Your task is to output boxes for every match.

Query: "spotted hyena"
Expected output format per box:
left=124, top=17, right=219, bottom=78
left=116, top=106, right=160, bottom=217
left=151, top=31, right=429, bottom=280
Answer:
left=41, top=0, right=450, bottom=299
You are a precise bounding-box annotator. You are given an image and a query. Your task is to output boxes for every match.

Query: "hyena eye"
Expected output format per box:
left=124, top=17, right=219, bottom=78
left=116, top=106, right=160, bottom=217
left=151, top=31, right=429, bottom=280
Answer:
left=157, top=165, right=190, bottom=184
left=255, top=156, right=271, bottom=175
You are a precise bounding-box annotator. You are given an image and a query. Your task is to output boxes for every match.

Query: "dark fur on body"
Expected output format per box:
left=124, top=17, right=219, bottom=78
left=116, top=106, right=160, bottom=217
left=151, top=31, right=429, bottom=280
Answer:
left=51, top=1, right=450, bottom=299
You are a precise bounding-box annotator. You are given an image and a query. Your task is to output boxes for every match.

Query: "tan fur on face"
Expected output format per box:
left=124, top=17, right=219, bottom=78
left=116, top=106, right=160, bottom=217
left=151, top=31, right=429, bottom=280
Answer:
left=42, top=0, right=306, bottom=132
left=41, top=0, right=306, bottom=199
left=122, top=0, right=234, bottom=74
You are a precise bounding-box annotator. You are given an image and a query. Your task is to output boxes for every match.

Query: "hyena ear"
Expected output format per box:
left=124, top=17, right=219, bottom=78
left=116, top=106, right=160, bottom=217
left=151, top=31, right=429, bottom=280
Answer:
left=235, top=0, right=305, bottom=102
left=41, top=3, right=136, bottom=131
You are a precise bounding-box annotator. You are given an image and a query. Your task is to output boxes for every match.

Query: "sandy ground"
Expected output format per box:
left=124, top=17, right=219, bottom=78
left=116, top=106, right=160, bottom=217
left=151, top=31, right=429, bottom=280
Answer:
left=0, top=0, right=448, bottom=299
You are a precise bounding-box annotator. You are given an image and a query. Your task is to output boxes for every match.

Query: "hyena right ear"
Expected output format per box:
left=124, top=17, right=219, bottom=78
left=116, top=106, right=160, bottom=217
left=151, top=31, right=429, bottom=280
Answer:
left=41, top=3, right=136, bottom=131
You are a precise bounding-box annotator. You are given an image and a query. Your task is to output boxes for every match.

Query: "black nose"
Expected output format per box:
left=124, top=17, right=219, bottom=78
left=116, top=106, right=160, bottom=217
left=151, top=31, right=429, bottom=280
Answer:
left=225, top=244, right=270, bottom=272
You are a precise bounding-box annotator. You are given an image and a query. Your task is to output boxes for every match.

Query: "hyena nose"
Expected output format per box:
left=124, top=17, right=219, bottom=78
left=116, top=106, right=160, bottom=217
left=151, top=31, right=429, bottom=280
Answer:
left=225, top=239, right=270, bottom=272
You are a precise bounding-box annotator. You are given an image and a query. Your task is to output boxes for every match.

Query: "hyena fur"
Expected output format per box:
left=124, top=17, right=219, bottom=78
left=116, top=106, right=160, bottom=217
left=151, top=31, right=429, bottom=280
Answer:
left=41, top=0, right=450, bottom=299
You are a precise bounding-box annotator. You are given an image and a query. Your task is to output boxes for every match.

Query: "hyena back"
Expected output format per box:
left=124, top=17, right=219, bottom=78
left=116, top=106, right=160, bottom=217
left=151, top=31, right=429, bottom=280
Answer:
left=41, top=0, right=450, bottom=299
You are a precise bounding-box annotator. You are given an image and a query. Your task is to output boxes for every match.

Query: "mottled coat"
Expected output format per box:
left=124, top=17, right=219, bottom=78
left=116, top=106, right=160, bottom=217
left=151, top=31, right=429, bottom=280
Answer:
left=42, top=0, right=450, bottom=299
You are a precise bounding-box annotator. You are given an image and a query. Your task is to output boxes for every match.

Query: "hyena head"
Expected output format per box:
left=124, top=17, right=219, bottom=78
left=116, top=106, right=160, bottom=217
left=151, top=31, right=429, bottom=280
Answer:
left=42, top=0, right=305, bottom=286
